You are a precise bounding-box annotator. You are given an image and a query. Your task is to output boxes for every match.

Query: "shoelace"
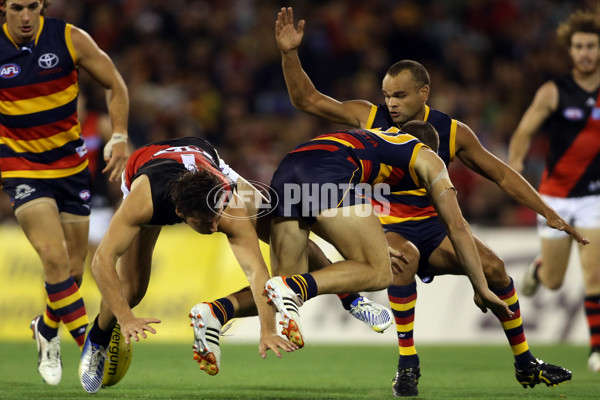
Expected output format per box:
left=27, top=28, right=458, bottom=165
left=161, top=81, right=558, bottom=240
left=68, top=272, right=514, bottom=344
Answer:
left=86, top=346, right=103, bottom=373
left=45, top=338, right=61, bottom=368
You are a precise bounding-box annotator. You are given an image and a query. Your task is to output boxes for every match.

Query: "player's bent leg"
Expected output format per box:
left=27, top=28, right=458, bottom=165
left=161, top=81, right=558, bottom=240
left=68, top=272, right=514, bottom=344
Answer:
left=17, top=200, right=76, bottom=384
left=60, top=215, right=91, bottom=349
left=60, top=212, right=90, bottom=284
left=578, top=227, right=600, bottom=372
left=312, top=204, right=392, bottom=293
left=307, top=235, right=393, bottom=333
left=537, top=237, right=572, bottom=291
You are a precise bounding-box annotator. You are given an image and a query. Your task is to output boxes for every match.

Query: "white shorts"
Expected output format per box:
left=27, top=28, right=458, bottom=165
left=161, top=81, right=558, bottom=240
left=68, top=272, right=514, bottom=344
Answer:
left=537, top=194, right=600, bottom=239
left=89, top=206, right=114, bottom=245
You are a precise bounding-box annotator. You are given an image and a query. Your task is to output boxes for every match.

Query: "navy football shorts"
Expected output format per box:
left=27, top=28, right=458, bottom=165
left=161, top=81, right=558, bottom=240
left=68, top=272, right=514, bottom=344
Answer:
left=2, top=168, right=92, bottom=216
left=270, top=149, right=367, bottom=225
left=383, top=216, right=447, bottom=283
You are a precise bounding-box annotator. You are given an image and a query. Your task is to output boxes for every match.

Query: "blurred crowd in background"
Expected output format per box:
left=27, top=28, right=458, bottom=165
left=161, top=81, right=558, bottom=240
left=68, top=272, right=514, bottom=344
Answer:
left=0, top=0, right=597, bottom=226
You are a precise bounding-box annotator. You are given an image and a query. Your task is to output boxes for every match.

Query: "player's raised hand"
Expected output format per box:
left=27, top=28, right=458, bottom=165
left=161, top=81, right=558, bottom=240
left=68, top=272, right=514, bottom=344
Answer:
left=276, top=7, right=305, bottom=54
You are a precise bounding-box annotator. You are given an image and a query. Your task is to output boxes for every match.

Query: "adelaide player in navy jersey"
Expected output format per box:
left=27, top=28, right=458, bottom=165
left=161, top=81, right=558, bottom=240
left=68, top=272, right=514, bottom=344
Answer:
left=78, top=137, right=297, bottom=394
left=275, top=7, right=588, bottom=395
left=0, top=0, right=129, bottom=386
left=264, top=126, right=511, bottom=359
left=509, top=9, right=600, bottom=373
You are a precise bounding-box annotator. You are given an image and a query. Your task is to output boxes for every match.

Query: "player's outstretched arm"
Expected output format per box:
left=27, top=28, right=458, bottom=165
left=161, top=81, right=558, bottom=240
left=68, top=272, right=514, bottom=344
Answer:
left=219, top=194, right=299, bottom=358
left=276, top=7, right=371, bottom=128
left=71, top=26, right=130, bottom=182
left=415, top=148, right=513, bottom=318
left=455, top=121, right=588, bottom=244
left=91, top=176, right=161, bottom=343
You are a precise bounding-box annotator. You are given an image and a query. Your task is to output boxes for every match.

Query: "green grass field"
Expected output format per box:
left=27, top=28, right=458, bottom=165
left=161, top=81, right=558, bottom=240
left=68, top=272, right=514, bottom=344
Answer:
left=0, top=342, right=596, bottom=399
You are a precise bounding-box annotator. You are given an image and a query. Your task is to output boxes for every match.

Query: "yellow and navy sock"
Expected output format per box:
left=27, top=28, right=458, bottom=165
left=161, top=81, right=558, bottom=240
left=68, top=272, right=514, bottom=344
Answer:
left=388, top=282, right=419, bottom=368
left=492, top=277, right=535, bottom=367
left=584, top=294, right=600, bottom=351
left=284, top=274, right=318, bottom=302
left=46, top=276, right=88, bottom=350
left=37, top=301, right=61, bottom=341
left=338, top=293, right=361, bottom=310
left=206, top=298, right=235, bottom=326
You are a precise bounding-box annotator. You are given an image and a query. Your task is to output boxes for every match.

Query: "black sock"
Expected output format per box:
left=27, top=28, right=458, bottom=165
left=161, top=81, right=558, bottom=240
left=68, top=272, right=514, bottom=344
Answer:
left=89, top=317, right=114, bottom=347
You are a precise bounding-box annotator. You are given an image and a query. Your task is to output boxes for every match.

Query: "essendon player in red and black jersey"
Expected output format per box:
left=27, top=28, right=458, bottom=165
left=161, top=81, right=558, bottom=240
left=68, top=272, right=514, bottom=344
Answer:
left=275, top=7, right=586, bottom=394
left=509, top=9, right=600, bottom=372
left=79, top=137, right=297, bottom=394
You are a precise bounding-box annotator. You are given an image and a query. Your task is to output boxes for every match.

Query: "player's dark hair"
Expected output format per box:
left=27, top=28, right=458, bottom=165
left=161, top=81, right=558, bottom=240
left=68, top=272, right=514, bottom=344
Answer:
left=169, top=169, right=226, bottom=220
left=401, top=120, right=439, bottom=153
left=0, top=0, right=52, bottom=17
left=386, top=60, right=430, bottom=88
left=557, top=9, right=600, bottom=48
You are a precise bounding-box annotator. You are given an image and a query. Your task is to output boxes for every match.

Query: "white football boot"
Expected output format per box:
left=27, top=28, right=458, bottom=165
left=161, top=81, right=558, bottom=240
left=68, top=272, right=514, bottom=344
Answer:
left=30, top=315, right=62, bottom=385
left=264, top=276, right=305, bottom=348
left=349, top=296, right=393, bottom=333
left=189, top=303, right=223, bottom=375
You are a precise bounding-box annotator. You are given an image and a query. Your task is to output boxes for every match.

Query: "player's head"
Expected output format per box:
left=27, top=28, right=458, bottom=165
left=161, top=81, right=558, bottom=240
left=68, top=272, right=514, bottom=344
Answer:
left=557, top=10, right=600, bottom=74
left=171, top=169, right=232, bottom=234
left=401, top=120, right=439, bottom=153
left=382, top=60, right=430, bottom=125
left=0, top=0, right=51, bottom=43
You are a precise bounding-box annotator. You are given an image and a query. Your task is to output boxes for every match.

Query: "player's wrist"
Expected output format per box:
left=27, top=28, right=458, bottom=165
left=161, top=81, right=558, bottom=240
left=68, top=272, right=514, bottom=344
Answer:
left=110, top=132, right=128, bottom=143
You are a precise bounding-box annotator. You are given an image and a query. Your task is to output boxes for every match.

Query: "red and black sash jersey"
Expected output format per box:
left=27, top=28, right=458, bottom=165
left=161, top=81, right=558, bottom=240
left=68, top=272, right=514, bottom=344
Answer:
left=364, top=104, right=458, bottom=224
left=124, top=137, right=235, bottom=226
left=539, top=75, right=600, bottom=197
left=0, top=17, right=87, bottom=179
left=291, top=128, right=425, bottom=192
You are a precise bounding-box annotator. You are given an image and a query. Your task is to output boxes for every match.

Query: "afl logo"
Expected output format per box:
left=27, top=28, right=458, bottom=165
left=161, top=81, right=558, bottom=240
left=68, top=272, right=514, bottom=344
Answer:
left=79, top=190, right=91, bottom=201
left=563, top=107, right=584, bottom=121
left=38, top=53, right=59, bottom=69
left=0, top=63, right=21, bottom=78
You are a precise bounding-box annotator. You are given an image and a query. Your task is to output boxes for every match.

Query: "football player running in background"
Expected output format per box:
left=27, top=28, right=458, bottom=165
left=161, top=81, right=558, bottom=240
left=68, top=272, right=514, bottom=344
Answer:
left=508, top=9, right=600, bottom=373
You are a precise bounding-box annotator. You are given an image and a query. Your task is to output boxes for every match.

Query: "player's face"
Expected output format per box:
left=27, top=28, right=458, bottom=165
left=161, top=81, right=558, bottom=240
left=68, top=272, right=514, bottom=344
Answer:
left=382, top=70, right=429, bottom=125
left=569, top=32, right=600, bottom=75
left=184, top=208, right=223, bottom=235
left=2, top=0, right=43, bottom=44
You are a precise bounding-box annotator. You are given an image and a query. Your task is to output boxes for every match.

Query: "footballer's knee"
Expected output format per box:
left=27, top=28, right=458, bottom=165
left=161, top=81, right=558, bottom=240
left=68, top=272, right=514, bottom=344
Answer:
left=368, top=259, right=393, bottom=290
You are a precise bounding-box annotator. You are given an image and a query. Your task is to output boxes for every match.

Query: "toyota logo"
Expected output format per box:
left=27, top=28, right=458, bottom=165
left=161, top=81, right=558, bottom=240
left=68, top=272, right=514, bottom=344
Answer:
left=38, top=53, right=59, bottom=69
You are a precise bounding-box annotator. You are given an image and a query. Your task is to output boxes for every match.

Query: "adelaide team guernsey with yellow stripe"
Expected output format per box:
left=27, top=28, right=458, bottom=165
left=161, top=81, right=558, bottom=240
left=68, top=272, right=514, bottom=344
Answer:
left=292, top=128, right=426, bottom=191
left=0, top=17, right=87, bottom=179
left=364, top=104, right=458, bottom=225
